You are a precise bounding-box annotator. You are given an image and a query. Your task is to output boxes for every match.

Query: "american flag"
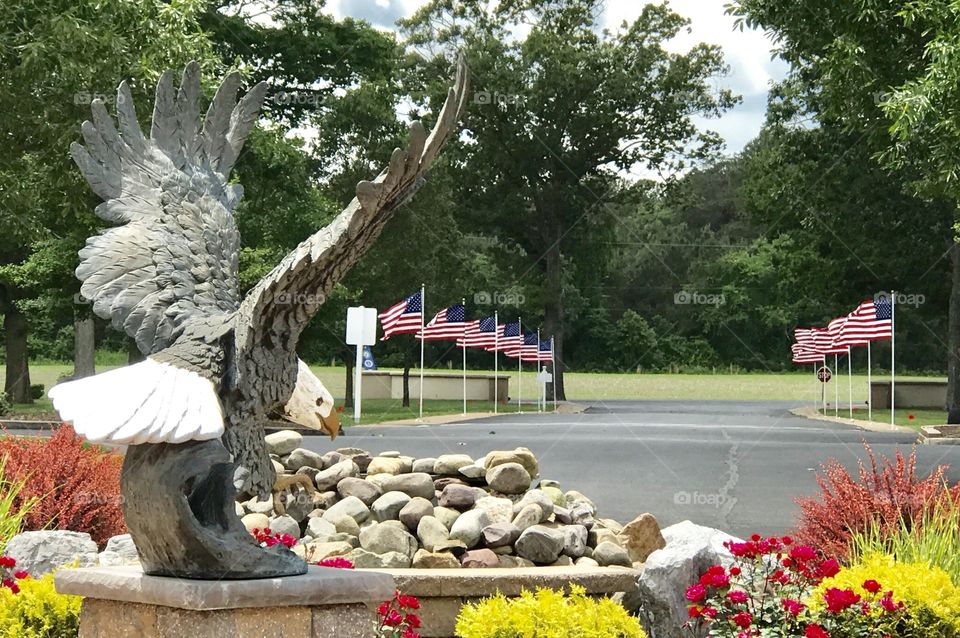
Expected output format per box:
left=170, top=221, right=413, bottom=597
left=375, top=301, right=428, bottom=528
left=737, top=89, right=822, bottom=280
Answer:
left=791, top=343, right=823, bottom=364
left=487, top=321, right=522, bottom=352
left=504, top=332, right=539, bottom=359
left=795, top=327, right=846, bottom=355
left=835, top=297, right=893, bottom=344
left=378, top=291, right=422, bottom=340
left=531, top=338, right=553, bottom=363
left=417, top=304, right=467, bottom=340
left=457, top=315, right=498, bottom=348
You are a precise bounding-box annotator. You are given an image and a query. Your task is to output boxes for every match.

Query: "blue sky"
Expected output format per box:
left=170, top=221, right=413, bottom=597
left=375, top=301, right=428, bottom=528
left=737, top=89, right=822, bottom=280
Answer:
left=326, top=0, right=789, bottom=155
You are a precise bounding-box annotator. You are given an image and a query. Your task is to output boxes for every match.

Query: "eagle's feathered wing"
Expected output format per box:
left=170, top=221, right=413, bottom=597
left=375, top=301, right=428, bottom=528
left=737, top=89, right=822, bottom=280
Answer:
left=50, top=63, right=267, bottom=445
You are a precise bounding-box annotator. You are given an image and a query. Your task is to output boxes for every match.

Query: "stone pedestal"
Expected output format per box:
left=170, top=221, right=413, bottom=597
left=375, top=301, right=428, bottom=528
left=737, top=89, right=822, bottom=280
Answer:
left=55, top=565, right=395, bottom=638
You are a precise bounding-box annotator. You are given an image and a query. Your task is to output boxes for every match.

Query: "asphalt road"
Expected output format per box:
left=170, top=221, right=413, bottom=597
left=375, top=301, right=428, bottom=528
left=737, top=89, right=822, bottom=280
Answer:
left=306, top=400, right=960, bottom=538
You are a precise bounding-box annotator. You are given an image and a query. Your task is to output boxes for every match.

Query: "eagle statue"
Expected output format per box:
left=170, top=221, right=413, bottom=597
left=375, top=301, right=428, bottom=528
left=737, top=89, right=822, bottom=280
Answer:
left=49, top=58, right=468, bottom=578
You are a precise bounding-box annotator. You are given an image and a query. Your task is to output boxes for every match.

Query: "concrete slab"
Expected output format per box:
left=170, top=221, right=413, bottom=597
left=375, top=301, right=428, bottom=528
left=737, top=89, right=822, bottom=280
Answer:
left=55, top=565, right=395, bottom=611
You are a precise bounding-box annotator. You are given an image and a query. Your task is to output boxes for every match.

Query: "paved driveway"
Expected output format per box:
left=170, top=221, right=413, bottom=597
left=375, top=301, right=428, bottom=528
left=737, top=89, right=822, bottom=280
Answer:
left=304, top=400, right=957, bottom=538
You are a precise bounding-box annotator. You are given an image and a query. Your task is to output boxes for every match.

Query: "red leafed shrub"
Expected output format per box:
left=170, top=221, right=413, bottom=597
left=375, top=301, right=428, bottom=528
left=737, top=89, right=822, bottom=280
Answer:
left=793, top=443, right=958, bottom=561
left=0, top=425, right=125, bottom=546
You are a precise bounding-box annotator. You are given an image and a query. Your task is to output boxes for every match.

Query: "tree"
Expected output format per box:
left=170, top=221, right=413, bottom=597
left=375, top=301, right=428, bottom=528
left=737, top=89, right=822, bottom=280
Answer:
left=400, top=0, right=737, bottom=398
left=0, top=0, right=219, bottom=401
left=728, top=0, right=960, bottom=405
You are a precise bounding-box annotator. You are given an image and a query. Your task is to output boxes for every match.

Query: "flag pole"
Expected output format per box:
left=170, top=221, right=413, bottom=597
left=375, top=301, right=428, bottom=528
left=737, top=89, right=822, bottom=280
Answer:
left=834, top=352, right=839, bottom=416
left=517, top=317, right=522, bottom=414
left=867, top=341, right=872, bottom=422
left=493, top=311, right=498, bottom=415
left=462, top=298, right=467, bottom=416
left=822, top=356, right=827, bottom=413
left=890, top=291, right=896, bottom=426
left=551, top=336, right=557, bottom=413
left=536, top=328, right=542, bottom=413
left=418, top=284, right=425, bottom=421
left=847, top=347, right=853, bottom=419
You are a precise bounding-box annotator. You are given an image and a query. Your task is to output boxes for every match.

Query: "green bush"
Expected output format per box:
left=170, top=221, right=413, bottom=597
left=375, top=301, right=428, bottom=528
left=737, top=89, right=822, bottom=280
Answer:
left=0, top=396, right=9, bottom=418
left=0, top=573, right=81, bottom=637
left=0, top=457, right=36, bottom=553
left=455, top=586, right=647, bottom=638
left=27, top=385, right=43, bottom=402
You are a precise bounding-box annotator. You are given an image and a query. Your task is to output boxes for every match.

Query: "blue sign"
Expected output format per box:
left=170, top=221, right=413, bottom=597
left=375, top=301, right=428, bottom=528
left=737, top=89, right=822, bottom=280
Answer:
left=362, top=346, right=377, bottom=371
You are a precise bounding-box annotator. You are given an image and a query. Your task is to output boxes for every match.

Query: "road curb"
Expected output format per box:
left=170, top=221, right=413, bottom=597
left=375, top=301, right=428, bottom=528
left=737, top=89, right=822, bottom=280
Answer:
left=355, top=401, right=588, bottom=428
left=790, top=407, right=918, bottom=435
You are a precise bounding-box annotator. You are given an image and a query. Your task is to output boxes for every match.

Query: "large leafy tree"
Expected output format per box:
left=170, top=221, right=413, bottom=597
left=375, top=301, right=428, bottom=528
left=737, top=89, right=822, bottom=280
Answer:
left=400, top=0, right=737, bottom=398
left=0, top=0, right=219, bottom=401
left=728, top=0, right=960, bottom=405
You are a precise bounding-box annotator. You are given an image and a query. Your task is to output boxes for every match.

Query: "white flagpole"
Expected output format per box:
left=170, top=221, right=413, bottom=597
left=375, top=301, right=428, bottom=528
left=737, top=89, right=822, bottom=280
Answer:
left=536, top=329, right=542, bottom=413
left=462, top=298, right=467, bottom=416
left=834, top=353, right=839, bottom=416
left=517, top=317, right=522, bottom=414
left=822, top=356, right=827, bottom=413
left=418, top=284, right=425, bottom=421
left=551, top=336, right=557, bottom=412
left=867, top=341, right=873, bottom=421
left=891, top=291, right=896, bottom=426
left=493, top=311, right=498, bottom=414
left=812, top=363, right=817, bottom=410
left=847, top=347, right=853, bottom=419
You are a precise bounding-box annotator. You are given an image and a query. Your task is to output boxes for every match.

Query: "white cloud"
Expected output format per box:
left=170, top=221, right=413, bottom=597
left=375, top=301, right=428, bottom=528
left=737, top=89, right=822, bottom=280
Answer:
left=325, top=0, right=786, bottom=154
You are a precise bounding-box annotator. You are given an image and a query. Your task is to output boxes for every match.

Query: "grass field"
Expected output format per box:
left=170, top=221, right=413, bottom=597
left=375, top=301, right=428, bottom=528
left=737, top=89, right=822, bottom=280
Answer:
left=819, top=408, right=947, bottom=430
left=1, top=362, right=936, bottom=424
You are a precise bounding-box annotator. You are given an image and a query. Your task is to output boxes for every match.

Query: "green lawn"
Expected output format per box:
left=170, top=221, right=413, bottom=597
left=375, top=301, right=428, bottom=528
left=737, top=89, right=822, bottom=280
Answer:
left=2, top=362, right=939, bottom=424
left=857, top=408, right=946, bottom=430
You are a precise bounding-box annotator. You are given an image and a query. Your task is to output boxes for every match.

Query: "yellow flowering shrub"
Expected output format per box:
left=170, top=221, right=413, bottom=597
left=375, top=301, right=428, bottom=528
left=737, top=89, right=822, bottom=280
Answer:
left=455, top=585, right=647, bottom=638
left=811, top=553, right=960, bottom=636
left=0, top=574, right=81, bottom=638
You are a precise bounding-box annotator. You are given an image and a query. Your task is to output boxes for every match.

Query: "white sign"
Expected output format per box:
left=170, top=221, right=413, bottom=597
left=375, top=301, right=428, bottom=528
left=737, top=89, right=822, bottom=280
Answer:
left=346, top=306, right=378, bottom=424
left=537, top=369, right=553, bottom=384
left=346, top=306, right=378, bottom=346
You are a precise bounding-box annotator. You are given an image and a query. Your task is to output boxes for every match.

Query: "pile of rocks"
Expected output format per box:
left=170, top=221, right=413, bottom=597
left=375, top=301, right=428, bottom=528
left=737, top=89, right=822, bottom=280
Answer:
left=238, top=430, right=666, bottom=570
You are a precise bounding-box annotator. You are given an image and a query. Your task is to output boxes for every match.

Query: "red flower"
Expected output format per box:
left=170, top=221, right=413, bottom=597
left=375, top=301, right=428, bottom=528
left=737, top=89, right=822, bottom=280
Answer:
left=863, top=579, right=882, bottom=594
left=727, top=590, right=749, bottom=605
left=702, top=606, right=718, bottom=619
left=751, top=534, right=762, bottom=542
left=729, top=566, right=742, bottom=576
left=823, top=588, right=861, bottom=614
left=686, top=584, right=707, bottom=602
left=377, top=602, right=390, bottom=616
left=0, top=556, right=15, bottom=568
left=404, top=613, right=422, bottom=628
left=816, top=559, right=840, bottom=579
left=383, top=609, right=403, bottom=627
left=782, top=599, right=806, bottom=617
left=397, top=594, right=421, bottom=609
left=318, top=557, right=354, bottom=569
left=732, top=611, right=752, bottom=629
left=806, top=625, right=830, bottom=638
left=880, top=592, right=898, bottom=613
left=782, top=535, right=794, bottom=546
left=790, top=545, right=818, bottom=562
left=688, top=605, right=703, bottom=619
left=401, top=630, right=419, bottom=638
left=13, top=570, right=28, bottom=580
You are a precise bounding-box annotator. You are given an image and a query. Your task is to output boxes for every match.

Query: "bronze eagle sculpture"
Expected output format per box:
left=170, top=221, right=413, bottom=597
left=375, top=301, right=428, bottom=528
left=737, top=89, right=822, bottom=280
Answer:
left=49, top=58, right=468, bottom=578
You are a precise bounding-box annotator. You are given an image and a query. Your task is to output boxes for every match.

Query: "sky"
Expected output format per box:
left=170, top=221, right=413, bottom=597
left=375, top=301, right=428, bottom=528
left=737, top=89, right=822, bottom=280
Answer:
left=325, top=0, right=789, bottom=155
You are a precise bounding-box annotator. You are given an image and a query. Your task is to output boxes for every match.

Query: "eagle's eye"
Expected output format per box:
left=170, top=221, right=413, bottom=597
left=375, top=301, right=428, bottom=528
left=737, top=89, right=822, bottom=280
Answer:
left=315, top=398, right=324, bottom=406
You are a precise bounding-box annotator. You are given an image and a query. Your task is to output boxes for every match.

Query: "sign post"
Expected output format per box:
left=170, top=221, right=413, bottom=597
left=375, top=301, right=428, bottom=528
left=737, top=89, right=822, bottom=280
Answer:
left=346, top=306, right=378, bottom=425
left=537, top=366, right=552, bottom=413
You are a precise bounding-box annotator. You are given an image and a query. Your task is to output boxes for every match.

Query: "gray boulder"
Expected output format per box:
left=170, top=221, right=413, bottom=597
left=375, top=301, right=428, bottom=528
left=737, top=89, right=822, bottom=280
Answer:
left=512, top=504, right=543, bottom=531
left=359, top=523, right=419, bottom=559
left=98, top=534, right=140, bottom=567
left=481, top=522, right=521, bottom=548
left=285, top=448, right=325, bottom=471
left=434, top=454, right=474, bottom=475
left=486, top=462, right=531, bottom=494
left=449, top=509, right=491, bottom=548
left=399, top=497, right=434, bottom=531
left=432, top=506, right=461, bottom=530
left=321, top=495, right=371, bottom=524
left=6, top=530, right=99, bottom=576
left=380, top=473, right=435, bottom=499
left=416, top=516, right=450, bottom=552
left=372, top=491, right=412, bottom=521
left=439, top=484, right=476, bottom=510
left=412, top=458, right=437, bottom=474
left=562, top=525, right=588, bottom=558
left=623, top=521, right=740, bottom=638
left=344, top=548, right=411, bottom=569
left=306, top=517, right=337, bottom=539
left=514, top=525, right=564, bottom=564
left=337, top=477, right=382, bottom=506
left=268, top=514, right=301, bottom=540
left=593, top=541, right=631, bottom=567
left=315, top=459, right=359, bottom=491
left=265, top=430, right=302, bottom=456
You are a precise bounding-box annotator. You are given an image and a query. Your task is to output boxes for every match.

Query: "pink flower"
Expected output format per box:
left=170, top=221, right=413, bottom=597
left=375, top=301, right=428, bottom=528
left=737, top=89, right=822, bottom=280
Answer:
left=727, top=590, right=749, bottom=605
left=789, top=545, right=818, bottom=562
left=782, top=598, right=806, bottom=617
left=816, top=559, right=840, bottom=579
left=823, top=588, right=861, bottom=614
left=732, top=611, right=752, bottom=629
left=806, top=625, right=830, bottom=638
left=318, top=557, right=354, bottom=569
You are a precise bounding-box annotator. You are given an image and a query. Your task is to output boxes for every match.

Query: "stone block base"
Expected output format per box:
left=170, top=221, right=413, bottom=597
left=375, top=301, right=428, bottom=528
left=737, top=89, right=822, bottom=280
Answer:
left=55, top=566, right=395, bottom=638
left=77, top=599, right=375, bottom=638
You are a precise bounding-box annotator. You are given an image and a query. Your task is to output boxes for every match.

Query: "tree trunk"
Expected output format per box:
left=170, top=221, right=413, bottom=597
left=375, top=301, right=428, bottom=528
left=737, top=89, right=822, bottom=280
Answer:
left=127, top=337, right=145, bottom=364
left=73, top=315, right=96, bottom=378
left=4, top=303, right=31, bottom=404
left=402, top=347, right=412, bottom=407
left=543, top=239, right=566, bottom=400
left=948, top=240, right=960, bottom=411
left=344, top=358, right=354, bottom=408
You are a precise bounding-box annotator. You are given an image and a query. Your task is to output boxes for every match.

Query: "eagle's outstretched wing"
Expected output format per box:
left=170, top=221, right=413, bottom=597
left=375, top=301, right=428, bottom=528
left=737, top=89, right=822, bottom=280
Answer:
left=70, top=62, right=267, bottom=354
left=234, top=56, right=470, bottom=361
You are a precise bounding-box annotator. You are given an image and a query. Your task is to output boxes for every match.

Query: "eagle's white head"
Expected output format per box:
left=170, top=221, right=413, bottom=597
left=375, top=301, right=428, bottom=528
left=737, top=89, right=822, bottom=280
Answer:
left=282, top=359, right=340, bottom=439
